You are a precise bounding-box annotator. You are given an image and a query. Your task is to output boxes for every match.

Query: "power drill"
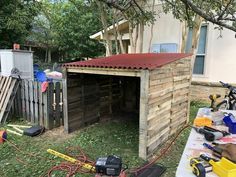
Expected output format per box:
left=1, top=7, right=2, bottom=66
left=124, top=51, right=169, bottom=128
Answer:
left=191, top=126, right=229, bottom=141
left=190, top=154, right=214, bottom=177
left=209, top=94, right=221, bottom=112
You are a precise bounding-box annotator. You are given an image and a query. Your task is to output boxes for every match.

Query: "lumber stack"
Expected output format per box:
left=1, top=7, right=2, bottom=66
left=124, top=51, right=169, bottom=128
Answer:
left=0, top=76, right=19, bottom=123
left=146, top=57, right=191, bottom=155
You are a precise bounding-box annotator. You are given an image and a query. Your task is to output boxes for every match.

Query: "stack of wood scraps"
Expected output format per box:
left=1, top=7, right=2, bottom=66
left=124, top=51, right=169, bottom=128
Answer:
left=0, top=76, right=19, bottom=123
left=6, top=124, right=45, bottom=137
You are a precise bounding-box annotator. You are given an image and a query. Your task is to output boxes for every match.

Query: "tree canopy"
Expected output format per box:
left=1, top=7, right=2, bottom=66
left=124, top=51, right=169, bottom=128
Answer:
left=98, top=0, right=236, bottom=33
left=29, top=0, right=105, bottom=62
left=0, top=0, right=40, bottom=48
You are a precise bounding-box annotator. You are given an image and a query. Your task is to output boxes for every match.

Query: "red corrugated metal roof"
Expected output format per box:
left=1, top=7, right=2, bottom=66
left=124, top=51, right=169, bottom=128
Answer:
left=63, top=53, right=192, bottom=70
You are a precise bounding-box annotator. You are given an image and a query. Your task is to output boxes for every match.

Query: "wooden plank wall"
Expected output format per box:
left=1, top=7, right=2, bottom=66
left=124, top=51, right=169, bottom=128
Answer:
left=67, top=74, right=123, bottom=132
left=146, top=57, right=191, bottom=155
left=67, top=73, right=100, bottom=132
left=12, top=79, right=64, bottom=129
left=67, top=73, right=84, bottom=132
left=99, top=76, right=122, bottom=121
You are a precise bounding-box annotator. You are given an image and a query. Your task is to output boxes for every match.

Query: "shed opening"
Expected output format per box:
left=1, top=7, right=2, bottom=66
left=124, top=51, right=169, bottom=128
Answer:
left=66, top=73, right=140, bottom=132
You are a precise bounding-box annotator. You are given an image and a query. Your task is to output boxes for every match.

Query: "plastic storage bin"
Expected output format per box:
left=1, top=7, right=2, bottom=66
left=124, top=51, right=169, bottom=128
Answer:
left=210, top=157, right=236, bottom=177
left=223, top=113, right=236, bottom=134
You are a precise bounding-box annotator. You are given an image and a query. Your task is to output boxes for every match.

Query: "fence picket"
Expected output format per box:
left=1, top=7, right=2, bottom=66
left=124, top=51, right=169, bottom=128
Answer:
left=21, top=80, right=26, bottom=120
left=47, top=82, right=54, bottom=129
left=25, top=80, right=30, bottom=121
left=34, top=81, right=39, bottom=124
left=55, top=82, right=61, bottom=127
left=38, top=83, right=43, bottom=126
left=29, top=81, right=34, bottom=123
left=12, top=79, right=64, bottom=130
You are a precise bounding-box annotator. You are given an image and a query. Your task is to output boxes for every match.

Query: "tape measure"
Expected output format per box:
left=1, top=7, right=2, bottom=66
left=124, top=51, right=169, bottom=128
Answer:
left=190, top=156, right=212, bottom=177
left=0, top=130, right=7, bottom=143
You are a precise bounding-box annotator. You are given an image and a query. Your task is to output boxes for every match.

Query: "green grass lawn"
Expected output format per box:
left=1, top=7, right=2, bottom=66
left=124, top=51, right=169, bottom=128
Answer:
left=0, top=101, right=208, bottom=177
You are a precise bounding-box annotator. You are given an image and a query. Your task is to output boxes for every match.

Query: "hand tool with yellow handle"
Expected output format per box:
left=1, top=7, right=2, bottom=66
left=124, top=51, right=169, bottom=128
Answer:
left=47, top=149, right=96, bottom=172
left=201, top=154, right=236, bottom=177
left=190, top=155, right=213, bottom=177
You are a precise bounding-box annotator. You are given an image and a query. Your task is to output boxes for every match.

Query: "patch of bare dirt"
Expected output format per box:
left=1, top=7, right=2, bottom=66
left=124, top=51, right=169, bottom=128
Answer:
left=39, top=126, right=77, bottom=143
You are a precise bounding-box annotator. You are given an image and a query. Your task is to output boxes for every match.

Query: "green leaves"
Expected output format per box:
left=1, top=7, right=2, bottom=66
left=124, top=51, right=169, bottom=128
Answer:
left=0, top=0, right=40, bottom=48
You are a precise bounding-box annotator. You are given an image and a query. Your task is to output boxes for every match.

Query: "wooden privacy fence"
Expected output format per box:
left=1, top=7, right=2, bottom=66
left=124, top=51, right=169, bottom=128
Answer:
left=12, top=79, right=64, bottom=129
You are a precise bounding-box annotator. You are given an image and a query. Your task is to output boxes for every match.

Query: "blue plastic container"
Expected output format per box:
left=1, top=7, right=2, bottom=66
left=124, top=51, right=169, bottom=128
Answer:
left=36, top=71, right=47, bottom=82
left=223, top=113, right=236, bottom=134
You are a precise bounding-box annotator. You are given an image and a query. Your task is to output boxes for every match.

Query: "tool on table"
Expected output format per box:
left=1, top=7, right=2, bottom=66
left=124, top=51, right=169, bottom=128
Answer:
left=209, top=94, right=221, bottom=112
left=191, top=126, right=229, bottom=141
left=203, top=143, right=223, bottom=158
left=200, top=154, right=236, bottom=177
left=6, top=124, right=44, bottom=137
left=190, top=155, right=213, bottom=177
left=194, top=117, right=212, bottom=127
left=223, top=113, right=236, bottom=134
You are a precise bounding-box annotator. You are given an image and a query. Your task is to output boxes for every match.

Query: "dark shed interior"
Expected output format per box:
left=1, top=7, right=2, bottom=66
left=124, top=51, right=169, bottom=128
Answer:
left=67, top=72, right=140, bottom=132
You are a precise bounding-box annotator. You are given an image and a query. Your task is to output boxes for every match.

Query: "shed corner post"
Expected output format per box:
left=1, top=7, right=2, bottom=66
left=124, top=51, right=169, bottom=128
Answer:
left=62, top=68, right=69, bottom=133
left=139, top=70, right=150, bottom=160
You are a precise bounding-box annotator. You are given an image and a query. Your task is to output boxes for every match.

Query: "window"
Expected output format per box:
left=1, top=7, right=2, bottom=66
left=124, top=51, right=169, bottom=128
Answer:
left=186, top=25, right=208, bottom=75
left=151, top=43, right=178, bottom=53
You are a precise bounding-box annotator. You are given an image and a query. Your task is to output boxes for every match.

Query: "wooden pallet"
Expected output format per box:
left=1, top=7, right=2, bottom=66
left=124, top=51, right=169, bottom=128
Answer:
left=0, top=76, right=19, bottom=123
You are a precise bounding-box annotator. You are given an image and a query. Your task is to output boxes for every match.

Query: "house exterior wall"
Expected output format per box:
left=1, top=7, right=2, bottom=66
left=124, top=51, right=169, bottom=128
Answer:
left=190, top=81, right=228, bottom=102
left=142, top=4, right=236, bottom=84
left=142, top=5, right=182, bottom=53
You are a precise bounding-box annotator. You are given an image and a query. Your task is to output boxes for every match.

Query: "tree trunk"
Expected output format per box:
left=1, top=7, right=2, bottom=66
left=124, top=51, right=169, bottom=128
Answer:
left=191, top=15, right=203, bottom=67
left=129, top=22, right=135, bottom=53
left=137, top=21, right=144, bottom=53
left=112, top=10, right=119, bottom=54
left=97, top=2, right=112, bottom=56
left=48, top=48, right=52, bottom=63
left=114, top=19, right=125, bottom=54
left=181, top=21, right=188, bottom=53
left=45, top=49, right=48, bottom=63
left=134, top=25, right=139, bottom=53
left=148, top=0, right=156, bottom=52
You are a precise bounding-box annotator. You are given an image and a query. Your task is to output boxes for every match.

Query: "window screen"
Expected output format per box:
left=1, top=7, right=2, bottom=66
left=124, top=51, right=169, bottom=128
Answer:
left=186, top=25, right=208, bottom=75
left=151, top=43, right=178, bottom=53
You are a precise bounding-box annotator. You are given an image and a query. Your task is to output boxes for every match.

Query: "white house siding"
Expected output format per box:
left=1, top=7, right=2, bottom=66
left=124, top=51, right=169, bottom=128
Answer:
left=142, top=5, right=182, bottom=53
left=90, top=3, right=236, bottom=85
left=193, top=24, right=236, bottom=84
left=143, top=4, right=236, bottom=84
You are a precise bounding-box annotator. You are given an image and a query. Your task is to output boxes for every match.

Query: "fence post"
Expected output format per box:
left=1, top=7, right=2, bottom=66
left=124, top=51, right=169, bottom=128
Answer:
left=62, top=69, right=69, bottom=133
left=21, top=80, right=26, bottom=120
left=34, top=81, right=39, bottom=124
left=29, top=81, right=34, bottom=124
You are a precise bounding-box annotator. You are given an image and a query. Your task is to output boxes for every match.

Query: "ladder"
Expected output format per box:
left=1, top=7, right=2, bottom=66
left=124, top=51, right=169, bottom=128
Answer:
left=0, top=76, right=20, bottom=123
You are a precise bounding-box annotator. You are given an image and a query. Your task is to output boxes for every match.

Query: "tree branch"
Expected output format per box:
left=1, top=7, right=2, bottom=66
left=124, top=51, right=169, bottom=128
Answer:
left=218, top=0, right=234, bottom=21
left=179, top=0, right=236, bottom=32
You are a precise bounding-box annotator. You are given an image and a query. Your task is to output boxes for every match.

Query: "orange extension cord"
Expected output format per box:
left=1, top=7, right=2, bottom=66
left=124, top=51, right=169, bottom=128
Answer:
left=2, top=124, right=190, bottom=177
left=2, top=137, right=96, bottom=177
left=130, top=124, right=190, bottom=176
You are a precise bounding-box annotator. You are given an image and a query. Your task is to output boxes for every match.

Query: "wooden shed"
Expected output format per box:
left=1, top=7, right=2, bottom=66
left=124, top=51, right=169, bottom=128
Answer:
left=63, top=53, right=192, bottom=159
